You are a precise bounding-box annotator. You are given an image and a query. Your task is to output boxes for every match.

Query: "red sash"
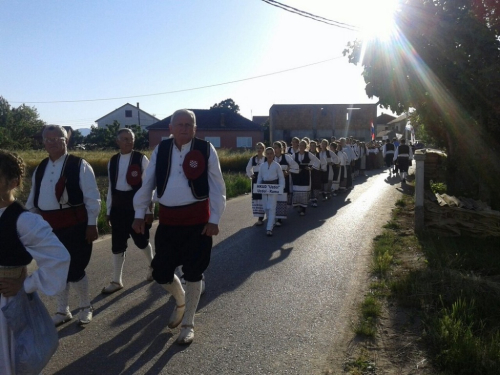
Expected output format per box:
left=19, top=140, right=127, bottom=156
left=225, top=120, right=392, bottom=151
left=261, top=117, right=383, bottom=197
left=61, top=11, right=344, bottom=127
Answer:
left=40, top=205, right=88, bottom=230
left=159, top=200, right=209, bottom=226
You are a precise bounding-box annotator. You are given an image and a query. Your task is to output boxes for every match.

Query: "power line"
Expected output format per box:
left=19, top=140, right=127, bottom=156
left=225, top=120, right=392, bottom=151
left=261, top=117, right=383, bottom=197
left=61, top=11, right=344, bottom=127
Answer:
left=261, top=0, right=359, bottom=31
left=10, top=56, right=343, bottom=104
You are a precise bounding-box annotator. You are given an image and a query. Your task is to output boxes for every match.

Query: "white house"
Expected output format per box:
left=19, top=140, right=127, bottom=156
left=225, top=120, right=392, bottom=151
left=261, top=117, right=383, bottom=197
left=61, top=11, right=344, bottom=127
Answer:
left=95, top=103, right=160, bottom=130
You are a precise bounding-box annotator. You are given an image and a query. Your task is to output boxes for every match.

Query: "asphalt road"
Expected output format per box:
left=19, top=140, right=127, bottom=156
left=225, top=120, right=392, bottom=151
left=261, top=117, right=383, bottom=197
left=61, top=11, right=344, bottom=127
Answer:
left=41, top=169, right=403, bottom=375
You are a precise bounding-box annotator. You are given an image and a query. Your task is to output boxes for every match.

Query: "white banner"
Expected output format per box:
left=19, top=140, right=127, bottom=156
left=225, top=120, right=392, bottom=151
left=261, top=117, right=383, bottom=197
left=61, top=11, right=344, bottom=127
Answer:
left=253, top=184, right=283, bottom=195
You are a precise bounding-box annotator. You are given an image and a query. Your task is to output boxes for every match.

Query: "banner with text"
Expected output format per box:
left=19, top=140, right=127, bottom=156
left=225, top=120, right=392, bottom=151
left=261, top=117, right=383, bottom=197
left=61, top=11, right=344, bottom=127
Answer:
left=253, top=184, right=284, bottom=195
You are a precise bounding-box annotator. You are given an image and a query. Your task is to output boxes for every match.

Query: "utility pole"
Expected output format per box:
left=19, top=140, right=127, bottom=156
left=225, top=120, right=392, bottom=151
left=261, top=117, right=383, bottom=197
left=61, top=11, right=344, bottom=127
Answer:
left=137, top=102, right=141, bottom=128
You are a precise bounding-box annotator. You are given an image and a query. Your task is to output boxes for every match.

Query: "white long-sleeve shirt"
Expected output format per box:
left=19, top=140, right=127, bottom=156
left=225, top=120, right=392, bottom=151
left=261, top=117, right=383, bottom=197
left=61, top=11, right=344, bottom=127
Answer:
left=25, top=153, right=101, bottom=226
left=296, top=152, right=321, bottom=170
left=106, top=151, right=150, bottom=215
left=133, top=139, right=226, bottom=225
left=0, top=207, right=71, bottom=375
left=256, top=161, right=285, bottom=187
left=274, top=154, right=299, bottom=174
left=246, top=155, right=265, bottom=178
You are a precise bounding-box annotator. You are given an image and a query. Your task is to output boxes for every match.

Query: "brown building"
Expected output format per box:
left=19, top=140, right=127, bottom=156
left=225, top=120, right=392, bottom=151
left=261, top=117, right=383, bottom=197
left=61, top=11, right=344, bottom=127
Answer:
left=269, top=103, right=377, bottom=142
left=147, top=108, right=264, bottom=149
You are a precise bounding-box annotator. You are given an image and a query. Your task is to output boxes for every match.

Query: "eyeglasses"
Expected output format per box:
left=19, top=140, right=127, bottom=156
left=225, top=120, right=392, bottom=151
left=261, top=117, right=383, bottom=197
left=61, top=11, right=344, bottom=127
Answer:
left=43, top=137, right=65, bottom=144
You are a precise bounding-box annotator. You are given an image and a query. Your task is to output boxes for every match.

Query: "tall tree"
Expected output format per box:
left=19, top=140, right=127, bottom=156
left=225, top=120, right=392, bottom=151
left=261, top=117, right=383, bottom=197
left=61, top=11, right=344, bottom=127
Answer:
left=210, top=98, right=240, bottom=113
left=344, top=0, right=500, bottom=207
left=0, top=96, right=46, bottom=149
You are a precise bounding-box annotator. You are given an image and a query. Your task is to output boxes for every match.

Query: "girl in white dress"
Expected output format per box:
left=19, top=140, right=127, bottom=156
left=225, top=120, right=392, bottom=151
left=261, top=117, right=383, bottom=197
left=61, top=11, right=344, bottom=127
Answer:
left=256, top=148, right=285, bottom=236
left=246, top=142, right=266, bottom=225
left=0, top=150, right=70, bottom=375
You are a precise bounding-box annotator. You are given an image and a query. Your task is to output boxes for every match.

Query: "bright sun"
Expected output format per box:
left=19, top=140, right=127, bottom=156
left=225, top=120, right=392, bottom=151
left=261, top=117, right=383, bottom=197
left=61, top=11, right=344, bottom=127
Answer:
left=357, top=0, right=399, bottom=41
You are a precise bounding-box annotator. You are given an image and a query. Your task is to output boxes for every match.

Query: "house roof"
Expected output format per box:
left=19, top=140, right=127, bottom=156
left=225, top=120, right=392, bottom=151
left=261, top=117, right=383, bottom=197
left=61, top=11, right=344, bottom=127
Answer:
left=252, top=116, right=269, bottom=125
left=147, top=109, right=262, bottom=131
left=95, top=103, right=160, bottom=123
left=387, top=113, right=408, bottom=124
left=375, top=113, right=397, bottom=124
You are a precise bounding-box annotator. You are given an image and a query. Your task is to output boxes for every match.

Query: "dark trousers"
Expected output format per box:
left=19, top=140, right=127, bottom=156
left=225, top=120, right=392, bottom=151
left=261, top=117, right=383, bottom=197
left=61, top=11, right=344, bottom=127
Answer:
left=153, top=223, right=212, bottom=284
left=110, top=207, right=150, bottom=254
left=54, top=222, right=92, bottom=282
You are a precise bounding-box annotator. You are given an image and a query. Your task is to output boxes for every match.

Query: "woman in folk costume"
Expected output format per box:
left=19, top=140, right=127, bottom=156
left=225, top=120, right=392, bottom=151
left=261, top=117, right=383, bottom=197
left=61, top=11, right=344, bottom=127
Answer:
left=0, top=150, right=70, bottom=375
left=272, top=141, right=299, bottom=227
left=309, top=141, right=323, bottom=207
left=319, top=139, right=336, bottom=200
left=256, top=147, right=286, bottom=236
left=287, top=137, right=300, bottom=155
left=329, top=142, right=341, bottom=196
left=246, top=142, right=266, bottom=226
left=336, top=143, right=350, bottom=192
left=358, top=142, right=367, bottom=176
left=291, top=140, right=321, bottom=216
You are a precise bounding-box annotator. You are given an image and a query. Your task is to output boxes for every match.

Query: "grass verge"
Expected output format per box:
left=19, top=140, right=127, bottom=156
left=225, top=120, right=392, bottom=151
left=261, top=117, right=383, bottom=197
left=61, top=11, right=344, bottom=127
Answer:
left=349, top=192, right=500, bottom=374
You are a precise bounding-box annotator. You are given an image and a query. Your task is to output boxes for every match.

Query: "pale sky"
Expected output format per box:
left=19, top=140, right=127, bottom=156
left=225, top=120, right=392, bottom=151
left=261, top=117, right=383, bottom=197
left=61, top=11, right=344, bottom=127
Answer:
left=0, top=0, right=398, bottom=129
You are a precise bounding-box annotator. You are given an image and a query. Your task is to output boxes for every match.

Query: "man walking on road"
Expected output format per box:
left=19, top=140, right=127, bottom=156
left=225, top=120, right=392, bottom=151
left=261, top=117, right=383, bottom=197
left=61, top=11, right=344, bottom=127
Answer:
left=102, top=128, right=154, bottom=294
left=26, top=125, right=101, bottom=326
left=132, top=109, right=226, bottom=345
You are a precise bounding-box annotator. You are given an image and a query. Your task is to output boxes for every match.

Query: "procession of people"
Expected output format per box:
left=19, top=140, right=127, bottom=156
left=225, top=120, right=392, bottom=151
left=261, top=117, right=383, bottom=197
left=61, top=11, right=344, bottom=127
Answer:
left=0, top=112, right=413, bottom=372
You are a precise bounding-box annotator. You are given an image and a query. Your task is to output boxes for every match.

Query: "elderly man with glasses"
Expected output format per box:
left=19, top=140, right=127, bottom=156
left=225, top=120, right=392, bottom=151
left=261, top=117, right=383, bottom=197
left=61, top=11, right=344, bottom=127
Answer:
left=26, top=125, right=101, bottom=326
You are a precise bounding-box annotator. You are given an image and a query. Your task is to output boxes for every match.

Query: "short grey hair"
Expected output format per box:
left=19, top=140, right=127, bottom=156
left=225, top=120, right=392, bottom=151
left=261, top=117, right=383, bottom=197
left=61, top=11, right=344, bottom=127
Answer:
left=170, top=109, right=196, bottom=126
left=43, top=125, right=68, bottom=139
left=117, top=128, right=135, bottom=140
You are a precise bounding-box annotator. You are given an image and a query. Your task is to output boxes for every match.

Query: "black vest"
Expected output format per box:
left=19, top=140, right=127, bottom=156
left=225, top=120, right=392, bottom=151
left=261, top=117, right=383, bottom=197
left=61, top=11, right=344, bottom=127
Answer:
left=156, top=138, right=210, bottom=200
left=295, top=152, right=311, bottom=169
left=277, top=155, right=289, bottom=166
left=34, top=154, right=83, bottom=208
left=386, top=143, right=395, bottom=151
left=398, top=144, right=410, bottom=156
left=0, top=201, right=33, bottom=266
left=109, top=151, right=144, bottom=194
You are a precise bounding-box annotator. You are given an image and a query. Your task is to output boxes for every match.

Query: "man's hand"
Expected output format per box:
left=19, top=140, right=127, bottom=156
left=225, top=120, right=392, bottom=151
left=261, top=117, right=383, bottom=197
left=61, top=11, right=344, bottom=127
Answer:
left=145, top=213, right=154, bottom=225
left=0, top=267, right=27, bottom=297
left=86, top=225, right=98, bottom=243
left=132, top=218, right=145, bottom=234
left=202, top=223, right=219, bottom=236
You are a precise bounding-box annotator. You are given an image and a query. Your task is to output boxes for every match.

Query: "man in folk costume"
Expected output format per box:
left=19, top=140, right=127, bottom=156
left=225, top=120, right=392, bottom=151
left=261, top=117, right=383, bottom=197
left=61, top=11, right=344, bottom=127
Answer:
left=382, top=139, right=396, bottom=177
left=26, top=125, right=101, bottom=326
left=102, top=128, right=154, bottom=294
left=393, top=138, right=413, bottom=184
left=272, top=141, right=299, bottom=226
left=132, top=109, right=226, bottom=345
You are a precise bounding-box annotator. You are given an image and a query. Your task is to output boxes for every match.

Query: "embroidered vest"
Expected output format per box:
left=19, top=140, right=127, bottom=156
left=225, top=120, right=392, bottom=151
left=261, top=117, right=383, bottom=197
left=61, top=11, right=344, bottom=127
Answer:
left=156, top=138, right=210, bottom=200
left=109, top=151, right=144, bottom=194
left=0, top=202, right=33, bottom=266
left=34, top=155, right=83, bottom=208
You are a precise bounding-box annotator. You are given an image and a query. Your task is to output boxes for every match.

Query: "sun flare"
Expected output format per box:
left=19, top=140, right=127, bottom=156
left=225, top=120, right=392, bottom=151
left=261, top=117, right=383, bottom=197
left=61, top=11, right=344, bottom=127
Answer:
left=357, top=0, right=399, bottom=41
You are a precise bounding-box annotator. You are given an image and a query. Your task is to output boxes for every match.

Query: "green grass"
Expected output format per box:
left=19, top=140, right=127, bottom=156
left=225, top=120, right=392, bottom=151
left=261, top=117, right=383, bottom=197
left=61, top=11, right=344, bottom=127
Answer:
left=369, top=193, right=500, bottom=374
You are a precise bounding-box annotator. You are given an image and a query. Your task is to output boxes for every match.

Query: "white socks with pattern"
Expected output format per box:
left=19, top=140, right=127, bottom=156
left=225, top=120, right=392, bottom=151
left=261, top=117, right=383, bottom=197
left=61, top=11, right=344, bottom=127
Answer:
left=182, top=281, right=202, bottom=327
left=56, top=282, right=71, bottom=314
left=72, top=275, right=91, bottom=308
left=161, top=274, right=185, bottom=306
left=141, top=243, right=154, bottom=266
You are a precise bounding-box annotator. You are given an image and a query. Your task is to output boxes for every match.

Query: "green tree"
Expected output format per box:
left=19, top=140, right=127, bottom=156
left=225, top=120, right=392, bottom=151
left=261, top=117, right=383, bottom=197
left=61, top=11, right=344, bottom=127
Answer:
left=85, top=121, right=120, bottom=148
left=343, top=0, right=500, bottom=207
left=125, top=124, right=149, bottom=150
left=0, top=96, right=46, bottom=149
left=210, top=98, right=240, bottom=113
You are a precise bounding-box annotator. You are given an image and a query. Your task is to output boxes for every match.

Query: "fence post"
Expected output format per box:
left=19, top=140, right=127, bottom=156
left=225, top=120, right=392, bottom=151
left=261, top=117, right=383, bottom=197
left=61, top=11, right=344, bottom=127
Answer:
left=414, top=150, right=426, bottom=233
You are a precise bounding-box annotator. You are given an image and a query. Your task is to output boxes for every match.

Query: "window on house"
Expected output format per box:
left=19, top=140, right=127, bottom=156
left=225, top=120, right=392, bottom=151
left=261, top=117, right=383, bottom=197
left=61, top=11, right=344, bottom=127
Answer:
left=237, top=137, right=252, bottom=148
left=125, top=110, right=133, bottom=118
left=205, top=137, right=221, bottom=148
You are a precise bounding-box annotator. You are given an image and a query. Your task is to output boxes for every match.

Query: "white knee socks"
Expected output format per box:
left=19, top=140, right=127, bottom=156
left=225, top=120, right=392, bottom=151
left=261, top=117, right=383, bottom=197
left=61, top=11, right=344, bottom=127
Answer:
left=161, top=274, right=185, bottom=306
left=182, top=281, right=202, bottom=327
left=113, top=253, right=126, bottom=285
left=56, top=283, right=71, bottom=313
left=72, top=275, right=91, bottom=308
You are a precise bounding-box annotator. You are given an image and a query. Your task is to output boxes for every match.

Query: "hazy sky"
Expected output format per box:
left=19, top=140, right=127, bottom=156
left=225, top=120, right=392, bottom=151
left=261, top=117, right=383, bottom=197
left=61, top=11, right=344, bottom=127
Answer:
left=1, top=0, right=398, bottom=129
